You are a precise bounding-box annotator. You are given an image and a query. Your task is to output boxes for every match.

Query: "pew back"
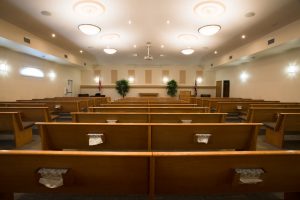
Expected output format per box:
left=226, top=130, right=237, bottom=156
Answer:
left=153, top=151, right=300, bottom=195
left=0, top=151, right=150, bottom=195
left=89, top=107, right=209, bottom=113
left=0, top=107, right=54, bottom=122
left=246, top=108, right=300, bottom=122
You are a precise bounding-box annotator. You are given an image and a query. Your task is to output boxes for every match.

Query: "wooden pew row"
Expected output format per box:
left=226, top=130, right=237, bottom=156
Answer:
left=17, top=100, right=86, bottom=113
left=53, top=97, right=111, bottom=106
left=0, top=107, right=58, bottom=122
left=153, top=151, right=300, bottom=199
left=243, top=108, right=300, bottom=123
left=0, top=112, right=33, bottom=148
left=0, top=151, right=151, bottom=199
left=37, top=123, right=260, bottom=151
left=216, top=101, right=288, bottom=114
left=0, top=102, right=48, bottom=107
left=212, top=100, right=279, bottom=113
left=71, top=112, right=227, bottom=123
left=89, top=107, right=209, bottom=113
left=265, top=113, right=300, bottom=148
left=1, top=150, right=300, bottom=200
left=250, top=103, right=300, bottom=108
left=98, top=103, right=198, bottom=107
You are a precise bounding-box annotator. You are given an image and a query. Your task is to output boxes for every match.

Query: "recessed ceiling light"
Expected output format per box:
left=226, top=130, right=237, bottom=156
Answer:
left=103, top=48, right=117, bottom=54
left=51, top=33, right=56, bottom=38
left=214, top=50, right=218, bottom=54
left=41, top=10, right=51, bottom=16
left=128, top=20, right=132, bottom=25
left=133, top=53, right=138, bottom=57
left=73, top=1, right=105, bottom=17
left=245, top=12, right=255, bottom=18
left=78, top=24, right=101, bottom=35
left=161, top=44, right=164, bottom=48
left=198, top=25, right=221, bottom=36
left=241, top=34, right=246, bottom=39
left=181, top=48, right=194, bottom=55
left=178, top=34, right=198, bottom=42
left=166, top=20, right=170, bottom=24
left=160, top=54, right=165, bottom=57
left=194, top=1, right=225, bottom=18
left=133, top=44, right=137, bottom=48
left=80, top=50, right=83, bottom=54
left=101, top=33, right=120, bottom=42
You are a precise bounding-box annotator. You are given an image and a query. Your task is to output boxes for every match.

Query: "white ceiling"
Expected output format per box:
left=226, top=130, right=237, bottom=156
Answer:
left=1, top=0, right=300, bottom=67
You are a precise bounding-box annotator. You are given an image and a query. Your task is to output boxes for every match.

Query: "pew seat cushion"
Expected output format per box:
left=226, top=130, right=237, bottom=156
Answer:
left=263, top=122, right=276, bottom=130
left=22, top=121, right=35, bottom=129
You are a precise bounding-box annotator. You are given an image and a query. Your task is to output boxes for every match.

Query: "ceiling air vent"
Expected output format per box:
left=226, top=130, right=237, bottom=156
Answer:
left=64, top=54, right=68, bottom=59
left=268, top=38, right=275, bottom=45
left=23, top=37, right=31, bottom=44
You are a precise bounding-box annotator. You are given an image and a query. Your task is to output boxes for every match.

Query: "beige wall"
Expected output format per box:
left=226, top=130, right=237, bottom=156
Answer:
left=215, top=48, right=300, bottom=102
left=0, top=47, right=81, bottom=101
left=81, top=65, right=216, bottom=100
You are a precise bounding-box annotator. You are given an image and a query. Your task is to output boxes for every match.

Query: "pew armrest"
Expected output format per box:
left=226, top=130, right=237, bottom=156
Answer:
left=263, top=122, right=276, bottom=130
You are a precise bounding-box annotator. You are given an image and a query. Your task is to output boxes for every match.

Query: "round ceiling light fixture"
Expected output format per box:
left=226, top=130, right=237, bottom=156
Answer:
left=198, top=25, right=221, bottom=36
left=73, top=1, right=105, bottom=17
left=103, top=48, right=117, bottom=54
left=194, top=1, right=225, bottom=18
left=178, top=34, right=198, bottom=42
left=78, top=24, right=101, bottom=35
left=181, top=48, right=194, bottom=55
left=101, top=33, right=120, bottom=42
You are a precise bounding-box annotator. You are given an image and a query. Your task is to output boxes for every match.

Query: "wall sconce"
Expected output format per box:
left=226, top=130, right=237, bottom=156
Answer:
left=0, top=63, right=8, bottom=75
left=196, top=77, right=203, bottom=84
left=240, top=71, right=249, bottom=82
left=128, top=76, right=135, bottom=83
left=286, top=65, right=298, bottom=77
left=48, top=71, right=56, bottom=80
left=162, top=76, right=169, bottom=83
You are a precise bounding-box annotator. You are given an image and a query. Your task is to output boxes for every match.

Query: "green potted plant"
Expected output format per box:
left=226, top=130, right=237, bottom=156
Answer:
left=115, top=79, right=130, bottom=98
left=166, top=79, right=178, bottom=97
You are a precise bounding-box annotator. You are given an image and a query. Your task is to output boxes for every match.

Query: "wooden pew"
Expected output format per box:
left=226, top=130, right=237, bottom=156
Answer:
left=0, top=112, right=33, bottom=148
left=37, top=123, right=260, bottom=151
left=72, top=112, right=149, bottom=123
left=151, top=123, right=260, bottom=151
left=149, top=113, right=227, bottom=123
left=0, top=150, right=151, bottom=199
left=89, top=107, right=209, bottom=113
left=71, top=112, right=227, bottom=123
left=265, top=113, right=300, bottom=148
left=250, top=103, right=300, bottom=108
left=98, top=103, right=198, bottom=107
left=37, top=122, right=150, bottom=151
left=0, top=107, right=58, bottom=122
left=0, top=102, right=48, bottom=107
left=244, top=108, right=300, bottom=123
left=1, top=150, right=300, bottom=200
left=153, top=151, right=300, bottom=199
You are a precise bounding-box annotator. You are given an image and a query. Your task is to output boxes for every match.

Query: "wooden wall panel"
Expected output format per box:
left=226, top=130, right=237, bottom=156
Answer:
left=196, top=70, right=203, bottom=77
left=128, top=70, right=135, bottom=77
left=162, top=70, right=169, bottom=77
left=111, top=70, right=118, bottom=84
left=179, top=70, right=186, bottom=84
left=145, top=70, right=152, bottom=84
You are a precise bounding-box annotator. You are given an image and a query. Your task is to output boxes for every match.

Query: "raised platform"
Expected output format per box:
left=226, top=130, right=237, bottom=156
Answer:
left=139, top=93, right=159, bottom=97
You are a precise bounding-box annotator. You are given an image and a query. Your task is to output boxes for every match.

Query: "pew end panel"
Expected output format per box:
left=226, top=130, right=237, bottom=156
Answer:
left=265, top=113, right=300, bottom=148
left=0, top=112, right=33, bottom=148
